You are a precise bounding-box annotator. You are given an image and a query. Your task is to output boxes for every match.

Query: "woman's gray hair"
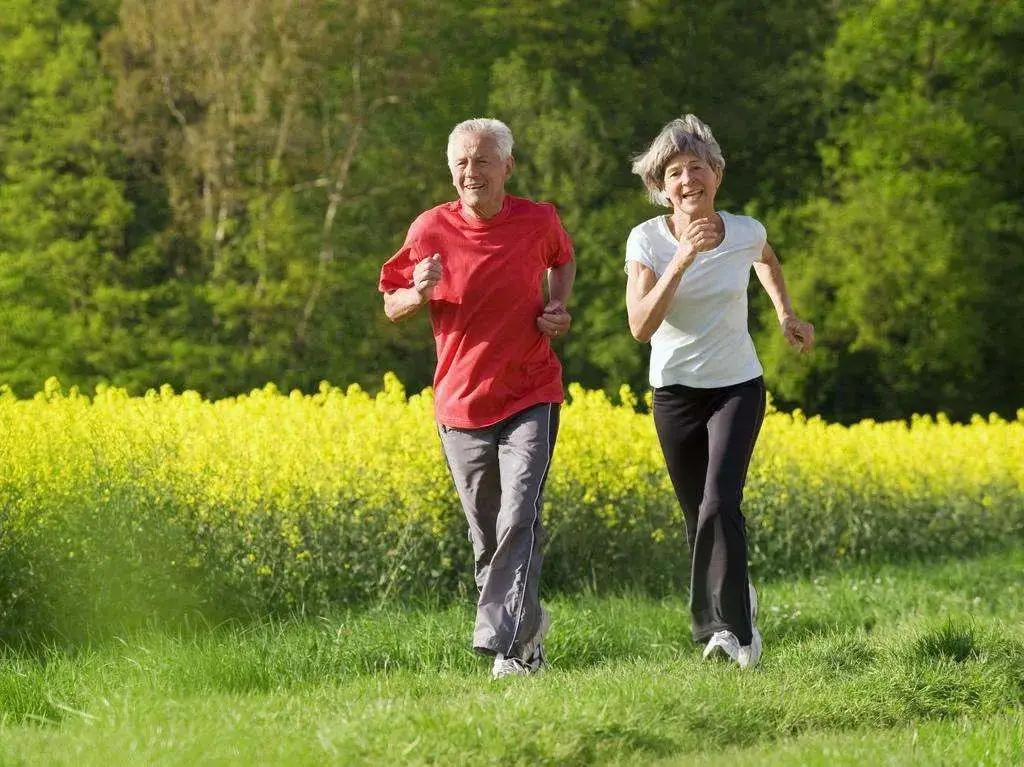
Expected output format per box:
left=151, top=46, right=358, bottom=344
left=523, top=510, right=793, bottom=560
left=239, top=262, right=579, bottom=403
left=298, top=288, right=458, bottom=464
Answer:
left=447, top=118, right=515, bottom=165
left=631, top=114, right=725, bottom=206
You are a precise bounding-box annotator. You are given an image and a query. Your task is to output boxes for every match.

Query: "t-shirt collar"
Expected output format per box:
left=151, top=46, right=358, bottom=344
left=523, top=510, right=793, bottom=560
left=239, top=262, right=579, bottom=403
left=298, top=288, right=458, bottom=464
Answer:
left=457, top=195, right=513, bottom=228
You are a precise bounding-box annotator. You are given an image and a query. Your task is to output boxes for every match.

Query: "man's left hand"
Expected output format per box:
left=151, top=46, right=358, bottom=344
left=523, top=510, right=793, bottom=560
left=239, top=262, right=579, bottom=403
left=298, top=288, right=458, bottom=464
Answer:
left=537, top=300, right=571, bottom=339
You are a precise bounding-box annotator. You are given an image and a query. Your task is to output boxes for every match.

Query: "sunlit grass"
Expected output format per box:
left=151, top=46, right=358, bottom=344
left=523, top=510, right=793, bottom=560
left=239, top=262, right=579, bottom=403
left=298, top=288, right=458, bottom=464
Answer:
left=1, top=547, right=1021, bottom=765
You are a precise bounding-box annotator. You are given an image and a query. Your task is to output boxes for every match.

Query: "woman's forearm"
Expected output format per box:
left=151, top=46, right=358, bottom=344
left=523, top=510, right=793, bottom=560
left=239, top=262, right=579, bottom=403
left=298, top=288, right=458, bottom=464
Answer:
left=753, top=243, right=795, bottom=323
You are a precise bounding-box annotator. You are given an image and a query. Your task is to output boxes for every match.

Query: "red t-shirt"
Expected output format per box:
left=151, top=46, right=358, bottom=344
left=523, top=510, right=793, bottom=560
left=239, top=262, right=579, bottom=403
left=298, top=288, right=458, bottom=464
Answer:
left=379, top=195, right=574, bottom=428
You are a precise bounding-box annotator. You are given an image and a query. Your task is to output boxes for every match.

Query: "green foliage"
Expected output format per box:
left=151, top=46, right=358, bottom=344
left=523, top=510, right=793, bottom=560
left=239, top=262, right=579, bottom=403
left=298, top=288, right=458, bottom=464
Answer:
left=0, top=0, right=1021, bottom=421
left=0, top=0, right=134, bottom=395
left=758, top=0, right=1024, bottom=422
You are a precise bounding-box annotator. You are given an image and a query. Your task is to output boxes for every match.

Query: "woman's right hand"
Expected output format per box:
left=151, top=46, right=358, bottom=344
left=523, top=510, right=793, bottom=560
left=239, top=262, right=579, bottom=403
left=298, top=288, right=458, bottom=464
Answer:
left=670, top=217, right=722, bottom=273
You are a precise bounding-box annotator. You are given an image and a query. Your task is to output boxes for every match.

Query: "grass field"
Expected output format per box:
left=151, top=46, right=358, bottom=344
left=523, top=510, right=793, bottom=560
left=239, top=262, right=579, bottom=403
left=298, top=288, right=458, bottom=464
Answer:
left=1, top=547, right=1021, bottom=766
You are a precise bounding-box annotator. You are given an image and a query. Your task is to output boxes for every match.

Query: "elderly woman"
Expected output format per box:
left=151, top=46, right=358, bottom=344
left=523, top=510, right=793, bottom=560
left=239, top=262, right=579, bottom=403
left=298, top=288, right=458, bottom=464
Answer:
left=624, top=114, right=813, bottom=669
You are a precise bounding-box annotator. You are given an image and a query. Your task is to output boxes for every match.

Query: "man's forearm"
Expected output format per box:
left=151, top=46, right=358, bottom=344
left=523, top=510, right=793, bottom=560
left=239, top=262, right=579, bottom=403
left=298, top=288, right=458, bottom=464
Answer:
left=547, top=261, right=577, bottom=306
left=383, top=287, right=428, bottom=322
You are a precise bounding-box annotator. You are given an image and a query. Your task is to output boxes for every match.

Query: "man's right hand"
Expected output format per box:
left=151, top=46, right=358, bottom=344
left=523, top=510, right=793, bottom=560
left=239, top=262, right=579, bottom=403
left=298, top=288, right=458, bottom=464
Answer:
left=413, top=253, right=443, bottom=300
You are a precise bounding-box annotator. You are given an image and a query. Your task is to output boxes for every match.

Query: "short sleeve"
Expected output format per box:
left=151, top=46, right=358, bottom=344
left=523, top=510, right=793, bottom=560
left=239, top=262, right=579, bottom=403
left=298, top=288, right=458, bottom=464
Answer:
left=546, top=205, right=574, bottom=268
left=378, top=215, right=428, bottom=293
left=624, top=227, right=656, bottom=275
left=750, top=218, right=768, bottom=265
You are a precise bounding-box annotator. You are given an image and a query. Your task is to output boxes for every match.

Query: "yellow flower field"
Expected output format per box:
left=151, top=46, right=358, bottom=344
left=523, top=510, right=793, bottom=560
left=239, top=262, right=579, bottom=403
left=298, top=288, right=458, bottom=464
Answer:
left=0, top=375, right=1020, bottom=639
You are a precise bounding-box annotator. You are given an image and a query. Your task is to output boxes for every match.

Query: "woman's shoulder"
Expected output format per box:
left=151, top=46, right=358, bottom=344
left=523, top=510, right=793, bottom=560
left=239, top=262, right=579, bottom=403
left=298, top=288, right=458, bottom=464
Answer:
left=628, top=215, right=667, bottom=240
left=720, top=211, right=766, bottom=244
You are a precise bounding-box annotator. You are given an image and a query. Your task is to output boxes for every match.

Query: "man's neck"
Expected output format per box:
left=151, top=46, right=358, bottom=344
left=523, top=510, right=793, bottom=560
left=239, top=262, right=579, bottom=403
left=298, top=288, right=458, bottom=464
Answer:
left=461, top=195, right=505, bottom=221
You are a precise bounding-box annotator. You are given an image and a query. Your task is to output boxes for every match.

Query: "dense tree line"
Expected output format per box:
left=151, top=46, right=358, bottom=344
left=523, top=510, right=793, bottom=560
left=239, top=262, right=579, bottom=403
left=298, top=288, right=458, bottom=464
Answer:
left=1, top=0, right=1021, bottom=421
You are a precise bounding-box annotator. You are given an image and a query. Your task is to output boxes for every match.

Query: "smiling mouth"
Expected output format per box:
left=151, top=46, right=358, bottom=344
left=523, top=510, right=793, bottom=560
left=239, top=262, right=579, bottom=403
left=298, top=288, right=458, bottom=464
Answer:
left=681, top=190, right=703, bottom=200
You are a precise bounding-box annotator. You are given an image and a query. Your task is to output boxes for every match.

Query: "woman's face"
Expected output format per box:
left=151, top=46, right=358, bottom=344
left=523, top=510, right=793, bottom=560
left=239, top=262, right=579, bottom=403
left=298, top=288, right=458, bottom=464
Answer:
left=662, top=152, right=721, bottom=215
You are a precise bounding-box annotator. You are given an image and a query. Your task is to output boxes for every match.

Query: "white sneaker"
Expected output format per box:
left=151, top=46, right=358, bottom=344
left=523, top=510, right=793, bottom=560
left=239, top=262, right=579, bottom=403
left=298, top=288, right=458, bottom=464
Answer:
left=703, top=630, right=741, bottom=662
left=492, top=654, right=532, bottom=679
left=739, top=582, right=762, bottom=669
left=738, top=627, right=762, bottom=669
left=492, top=608, right=551, bottom=679
left=520, top=607, right=551, bottom=673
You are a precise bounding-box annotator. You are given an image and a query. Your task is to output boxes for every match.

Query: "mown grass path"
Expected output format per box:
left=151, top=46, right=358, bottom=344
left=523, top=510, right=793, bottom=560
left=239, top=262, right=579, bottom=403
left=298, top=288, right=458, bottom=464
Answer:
left=2, top=547, right=1022, bottom=765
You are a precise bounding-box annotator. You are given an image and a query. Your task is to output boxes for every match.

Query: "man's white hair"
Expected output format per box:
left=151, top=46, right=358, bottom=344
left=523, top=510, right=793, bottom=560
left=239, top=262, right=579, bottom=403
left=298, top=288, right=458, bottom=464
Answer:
left=631, top=114, right=725, bottom=207
left=447, top=118, right=515, bottom=165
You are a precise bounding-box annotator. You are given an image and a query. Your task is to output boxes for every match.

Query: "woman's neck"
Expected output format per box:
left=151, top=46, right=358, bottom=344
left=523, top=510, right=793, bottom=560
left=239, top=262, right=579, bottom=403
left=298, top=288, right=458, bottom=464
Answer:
left=668, top=208, right=718, bottom=237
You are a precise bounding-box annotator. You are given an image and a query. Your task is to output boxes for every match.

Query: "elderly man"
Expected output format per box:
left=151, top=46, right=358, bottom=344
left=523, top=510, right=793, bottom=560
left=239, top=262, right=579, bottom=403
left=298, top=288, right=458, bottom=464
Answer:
left=379, top=118, right=576, bottom=679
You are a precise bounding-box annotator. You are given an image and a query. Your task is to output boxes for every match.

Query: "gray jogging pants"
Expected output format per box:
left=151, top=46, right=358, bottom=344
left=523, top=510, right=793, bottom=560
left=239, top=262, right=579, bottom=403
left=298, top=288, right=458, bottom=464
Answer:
left=438, top=402, right=559, bottom=657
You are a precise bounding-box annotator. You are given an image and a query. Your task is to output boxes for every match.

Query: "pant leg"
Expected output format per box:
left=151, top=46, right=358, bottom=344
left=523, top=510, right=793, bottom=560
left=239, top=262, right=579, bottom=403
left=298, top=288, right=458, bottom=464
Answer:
left=652, top=386, right=711, bottom=550
left=439, top=403, right=559, bottom=657
left=690, top=378, right=766, bottom=644
left=437, top=424, right=502, bottom=597
left=486, top=403, right=559, bottom=657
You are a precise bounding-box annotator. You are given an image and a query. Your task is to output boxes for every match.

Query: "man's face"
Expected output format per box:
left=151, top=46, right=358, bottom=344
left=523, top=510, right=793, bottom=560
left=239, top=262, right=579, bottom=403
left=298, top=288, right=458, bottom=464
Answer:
left=449, top=132, right=513, bottom=218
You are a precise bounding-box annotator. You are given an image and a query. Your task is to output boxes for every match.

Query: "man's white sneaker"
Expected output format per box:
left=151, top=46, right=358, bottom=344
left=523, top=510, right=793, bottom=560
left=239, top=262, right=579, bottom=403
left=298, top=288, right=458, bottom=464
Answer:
left=519, top=607, right=551, bottom=673
left=702, top=630, right=741, bottom=662
left=738, top=626, right=762, bottom=669
left=492, top=608, right=551, bottom=679
left=492, top=653, right=532, bottom=679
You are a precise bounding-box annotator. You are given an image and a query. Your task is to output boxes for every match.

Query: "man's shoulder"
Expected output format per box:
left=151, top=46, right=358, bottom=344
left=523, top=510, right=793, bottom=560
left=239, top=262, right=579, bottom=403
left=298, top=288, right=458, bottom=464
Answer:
left=508, top=195, right=560, bottom=220
left=407, top=201, right=460, bottom=238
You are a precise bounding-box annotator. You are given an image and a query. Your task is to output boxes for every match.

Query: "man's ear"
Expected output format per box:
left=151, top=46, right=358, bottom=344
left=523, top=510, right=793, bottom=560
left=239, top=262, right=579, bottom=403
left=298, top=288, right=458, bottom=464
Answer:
left=504, top=155, right=515, bottom=181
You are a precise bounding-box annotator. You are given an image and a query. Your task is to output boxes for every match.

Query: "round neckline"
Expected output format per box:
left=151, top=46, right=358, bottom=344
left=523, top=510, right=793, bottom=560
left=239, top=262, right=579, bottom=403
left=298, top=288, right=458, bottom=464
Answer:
left=659, top=210, right=728, bottom=249
left=457, top=195, right=513, bottom=228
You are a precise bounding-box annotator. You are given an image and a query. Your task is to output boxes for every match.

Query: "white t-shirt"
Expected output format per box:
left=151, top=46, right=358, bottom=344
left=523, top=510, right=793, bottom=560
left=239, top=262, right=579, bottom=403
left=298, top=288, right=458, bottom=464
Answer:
left=624, top=211, right=765, bottom=389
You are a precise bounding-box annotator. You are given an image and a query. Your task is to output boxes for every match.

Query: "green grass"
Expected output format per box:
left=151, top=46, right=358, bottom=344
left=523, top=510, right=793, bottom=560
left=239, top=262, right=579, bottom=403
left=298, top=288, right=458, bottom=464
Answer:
left=1, top=548, right=1022, bottom=766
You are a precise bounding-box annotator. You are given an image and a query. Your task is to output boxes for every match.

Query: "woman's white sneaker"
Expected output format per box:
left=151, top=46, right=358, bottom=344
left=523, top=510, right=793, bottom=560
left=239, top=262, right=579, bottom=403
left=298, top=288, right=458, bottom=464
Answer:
left=702, top=630, right=741, bottom=662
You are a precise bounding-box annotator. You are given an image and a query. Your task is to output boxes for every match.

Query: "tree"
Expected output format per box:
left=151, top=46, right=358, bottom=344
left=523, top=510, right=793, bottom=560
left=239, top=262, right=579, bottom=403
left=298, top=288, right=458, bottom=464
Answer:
left=759, top=0, right=1024, bottom=421
left=0, top=0, right=134, bottom=395
left=103, top=0, right=439, bottom=395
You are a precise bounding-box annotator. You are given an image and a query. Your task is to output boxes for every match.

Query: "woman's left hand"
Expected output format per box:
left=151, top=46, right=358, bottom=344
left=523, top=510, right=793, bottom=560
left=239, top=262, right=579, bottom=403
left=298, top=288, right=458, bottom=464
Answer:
left=781, top=315, right=814, bottom=353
